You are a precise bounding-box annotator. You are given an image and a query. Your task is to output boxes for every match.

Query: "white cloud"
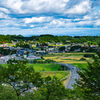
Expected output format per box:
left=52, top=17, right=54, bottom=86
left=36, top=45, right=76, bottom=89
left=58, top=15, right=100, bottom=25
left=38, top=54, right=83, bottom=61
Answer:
left=76, top=20, right=93, bottom=26
left=1, top=0, right=23, bottom=13
left=65, top=1, right=91, bottom=15
left=0, top=7, right=10, bottom=13
left=95, top=19, right=100, bottom=26
left=74, top=18, right=81, bottom=21
left=30, top=25, right=35, bottom=27
left=83, top=15, right=91, bottom=20
left=49, top=19, right=67, bottom=28
left=24, top=17, right=52, bottom=24
left=1, top=0, right=69, bottom=14
left=48, top=18, right=94, bottom=28
left=0, top=12, right=9, bottom=18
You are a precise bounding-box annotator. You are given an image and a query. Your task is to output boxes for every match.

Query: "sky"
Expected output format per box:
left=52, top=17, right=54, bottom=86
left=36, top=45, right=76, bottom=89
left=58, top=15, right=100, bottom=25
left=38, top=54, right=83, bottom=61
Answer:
left=0, top=0, right=100, bottom=36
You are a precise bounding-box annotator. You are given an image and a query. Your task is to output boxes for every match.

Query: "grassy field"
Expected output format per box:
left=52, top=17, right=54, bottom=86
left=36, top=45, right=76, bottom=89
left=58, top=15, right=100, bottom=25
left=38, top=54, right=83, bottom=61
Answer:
left=0, top=63, right=62, bottom=71
left=0, top=63, right=70, bottom=85
left=72, top=63, right=88, bottom=70
left=41, top=71, right=69, bottom=80
left=44, top=52, right=95, bottom=64
left=28, top=63, right=62, bottom=71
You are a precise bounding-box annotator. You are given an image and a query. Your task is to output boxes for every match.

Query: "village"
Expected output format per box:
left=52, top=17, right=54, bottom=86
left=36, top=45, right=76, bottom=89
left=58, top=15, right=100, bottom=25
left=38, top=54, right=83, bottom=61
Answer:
left=0, top=39, right=100, bottom=64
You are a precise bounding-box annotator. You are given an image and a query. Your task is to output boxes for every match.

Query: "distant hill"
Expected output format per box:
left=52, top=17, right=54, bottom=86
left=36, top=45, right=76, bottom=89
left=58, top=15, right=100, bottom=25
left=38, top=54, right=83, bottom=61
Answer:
left=0, top=34, right=100, bottom=44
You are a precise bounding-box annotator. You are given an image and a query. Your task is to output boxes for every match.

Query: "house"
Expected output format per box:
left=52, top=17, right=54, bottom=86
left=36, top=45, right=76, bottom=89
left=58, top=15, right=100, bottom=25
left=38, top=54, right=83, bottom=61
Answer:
left=74, top=48, right=81, bottom=52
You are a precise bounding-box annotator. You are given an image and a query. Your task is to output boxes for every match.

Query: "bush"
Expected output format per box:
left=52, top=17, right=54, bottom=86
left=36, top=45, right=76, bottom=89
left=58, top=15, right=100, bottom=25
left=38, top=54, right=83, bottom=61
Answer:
left=80, top=57, right=86, bottom=61
left=84, top=54, right=94, bottom=58
left=57, top=68, right=61, bottom=71
left=70, top=46, right=81, bottom=51
left=41, top=56, right=44, bottom=59
left=45, top=59, right=55, bottom=63
left=86, top=48, right=97, bottom=52
left=32, top=59, right=55, bottom=64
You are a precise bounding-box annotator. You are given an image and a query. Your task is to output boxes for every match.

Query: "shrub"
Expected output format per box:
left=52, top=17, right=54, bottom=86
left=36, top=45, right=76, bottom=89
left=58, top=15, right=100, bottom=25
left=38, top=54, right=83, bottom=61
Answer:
left=84, top=54, right=94, bottom=58
left=80, top=57, right=86, bottom=61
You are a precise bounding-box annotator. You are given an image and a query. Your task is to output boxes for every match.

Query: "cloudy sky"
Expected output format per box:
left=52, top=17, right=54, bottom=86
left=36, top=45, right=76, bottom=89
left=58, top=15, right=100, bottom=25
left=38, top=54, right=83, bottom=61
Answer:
left=0, top=0, right=100, bottom=36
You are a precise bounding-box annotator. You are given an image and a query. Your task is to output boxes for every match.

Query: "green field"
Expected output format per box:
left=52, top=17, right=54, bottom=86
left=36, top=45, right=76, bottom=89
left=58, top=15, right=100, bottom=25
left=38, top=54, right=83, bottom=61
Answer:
left=0, top=63, right=62, bottom=71
left=72, top=63, right=88, bottom=70
left=28, top=63, right=62, bottom=71
left=0, top=63, right=69, bottom=85
left=41, top=71, right=69, bottom=80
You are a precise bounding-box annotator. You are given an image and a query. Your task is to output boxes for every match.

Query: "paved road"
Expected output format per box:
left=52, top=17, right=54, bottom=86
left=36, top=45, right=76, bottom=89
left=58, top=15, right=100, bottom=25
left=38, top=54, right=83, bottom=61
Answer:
left=65, top=64, right=80, bottom=89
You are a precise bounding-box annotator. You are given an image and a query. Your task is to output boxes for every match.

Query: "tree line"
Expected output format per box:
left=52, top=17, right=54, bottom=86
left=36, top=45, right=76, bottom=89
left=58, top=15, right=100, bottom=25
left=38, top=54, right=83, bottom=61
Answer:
left=1, top=34, right=100, bottom=44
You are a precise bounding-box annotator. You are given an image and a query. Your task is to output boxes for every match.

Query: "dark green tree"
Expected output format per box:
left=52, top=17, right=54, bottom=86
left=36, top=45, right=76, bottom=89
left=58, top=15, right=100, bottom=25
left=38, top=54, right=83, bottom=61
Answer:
left=98, top=42, right=100, bottom=47
left=33, top=76, right=67, bottom=100
left=0, top=60, right=43, bottom=100
left=73, top=53, right=100, bottom=100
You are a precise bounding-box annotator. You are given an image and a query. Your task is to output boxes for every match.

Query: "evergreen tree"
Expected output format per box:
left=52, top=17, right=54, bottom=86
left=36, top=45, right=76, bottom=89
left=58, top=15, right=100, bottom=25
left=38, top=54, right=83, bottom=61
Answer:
left=74, top=53, right=100, bottom=100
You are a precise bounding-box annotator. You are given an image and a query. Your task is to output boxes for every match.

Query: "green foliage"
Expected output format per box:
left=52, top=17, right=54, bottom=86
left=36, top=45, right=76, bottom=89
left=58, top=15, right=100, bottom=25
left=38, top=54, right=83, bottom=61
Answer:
left=0, top=34, right=100, bottom=44
left=72, top=63, right=88, bottom=70
left=41, top=56, right=44, bottom=59
left=0, top=35, right=11, bottom=43
left=16, top=43, right=30, bottom=48
left=84, top=54, right=94, bottom=57
left=80, top=57, right=86, bottom=61
left=0, top=85, right=17, bottom=100
left=98, top=42, right=100, bottom=47
left=32, top=59, right=55, bottom=64
left=74, top=53, right=100, bottom=99
left=0, top=60, right=43, bottom=100
left=0, top=47, right=16, bottom=55
left=70, top=46, right=81, bottom=51
left=29, top=63, right=62, bottom=71
left=33, top=76, right=67, bottom=100
left=59, top=46, right=65, bottom=51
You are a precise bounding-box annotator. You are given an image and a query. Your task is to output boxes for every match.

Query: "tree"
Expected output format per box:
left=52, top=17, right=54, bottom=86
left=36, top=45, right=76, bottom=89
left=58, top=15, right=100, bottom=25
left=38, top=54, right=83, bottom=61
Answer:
left=59, top=46, right=65, bottom=52
left=0, top=85, right=17, bottom=100
left=98, top=42, right=100, bottom=47
left=33, top=76, right=67, bottom=100
left=0, top=60, right=43, bottom=100
left=73, top=53, right=100, bottom=99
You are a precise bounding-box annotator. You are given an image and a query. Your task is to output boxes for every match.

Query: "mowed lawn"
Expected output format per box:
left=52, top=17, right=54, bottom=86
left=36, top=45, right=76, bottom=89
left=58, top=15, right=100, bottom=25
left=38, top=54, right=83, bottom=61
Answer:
left=28, top=63, right=62, bottom=71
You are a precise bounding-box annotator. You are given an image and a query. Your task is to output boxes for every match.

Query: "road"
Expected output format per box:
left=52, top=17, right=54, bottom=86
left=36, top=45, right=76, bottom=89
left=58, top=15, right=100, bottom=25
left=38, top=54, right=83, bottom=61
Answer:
left=65, top=64, right=80, bottom=89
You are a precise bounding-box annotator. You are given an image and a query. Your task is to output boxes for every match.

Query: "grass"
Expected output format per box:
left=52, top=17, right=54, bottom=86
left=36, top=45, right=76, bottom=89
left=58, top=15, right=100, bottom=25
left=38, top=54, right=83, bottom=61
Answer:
left=72, top=63, right=88, bottom=70
left=0, top=63, right=70, bottom=86
left=28, top=63, right=62, bottom=71
left=0, top=63, right=62, bottom=71
left=41, top=71, right=69, bottom=80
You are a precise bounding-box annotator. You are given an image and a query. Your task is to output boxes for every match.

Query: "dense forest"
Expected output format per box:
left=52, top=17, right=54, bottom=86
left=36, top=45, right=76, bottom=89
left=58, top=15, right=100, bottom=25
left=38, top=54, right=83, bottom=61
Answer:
left=0, top=34, right=100, bottom=44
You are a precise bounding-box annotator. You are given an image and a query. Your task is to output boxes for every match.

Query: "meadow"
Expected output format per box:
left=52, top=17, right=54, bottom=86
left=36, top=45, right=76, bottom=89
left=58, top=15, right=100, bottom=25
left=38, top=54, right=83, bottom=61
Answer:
left=41, top=71, right=69, bottom=80
left=72, top=63, right=88, bottom=70
left=28, top=63, right=62, bottom=71
left=0, top=63, right=70, bottom=84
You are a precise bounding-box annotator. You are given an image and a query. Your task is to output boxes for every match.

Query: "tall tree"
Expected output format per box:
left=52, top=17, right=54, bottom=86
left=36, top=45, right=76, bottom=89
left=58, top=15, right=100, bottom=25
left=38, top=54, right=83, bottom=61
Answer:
left=0, top=60, right=43, bottom=100
left=73, top=53, right=100, bottom=100
left=32, top=76, right=67, bottom=100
